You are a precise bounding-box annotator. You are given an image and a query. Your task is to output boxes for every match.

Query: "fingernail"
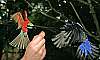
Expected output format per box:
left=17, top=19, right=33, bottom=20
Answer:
left=39, top=31, right=45, bottom=37
left=43, top=39, right=45, bottom=43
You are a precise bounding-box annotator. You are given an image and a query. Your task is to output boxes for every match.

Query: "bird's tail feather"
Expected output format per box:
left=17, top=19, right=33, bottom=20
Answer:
left=9, top=30, right=30, bottom=49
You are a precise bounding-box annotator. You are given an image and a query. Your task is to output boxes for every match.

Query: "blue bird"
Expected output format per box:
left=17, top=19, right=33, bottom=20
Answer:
left=79, top=38, right=92, bottom=57
left=52, top=20, right=100, bottom=60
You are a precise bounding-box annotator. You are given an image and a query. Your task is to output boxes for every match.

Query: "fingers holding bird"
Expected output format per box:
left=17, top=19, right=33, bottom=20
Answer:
left=22, top=31, right=46, bottom=60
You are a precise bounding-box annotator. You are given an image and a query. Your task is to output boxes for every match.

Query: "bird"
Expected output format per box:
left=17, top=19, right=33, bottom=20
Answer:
left=52, top=20, right=100, bottom=60
left=9, top=10, right=34, bottom=49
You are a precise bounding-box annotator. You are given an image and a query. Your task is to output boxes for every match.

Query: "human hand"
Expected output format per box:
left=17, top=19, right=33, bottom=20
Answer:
left=21, top=31, right=46, bottom=60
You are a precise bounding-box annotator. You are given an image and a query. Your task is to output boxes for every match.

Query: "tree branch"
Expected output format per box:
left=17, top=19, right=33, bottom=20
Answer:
left=47, top=0, right=61, bottom=15
left=69, top=2, right=99, bottom=41
left=30, top=24, right=59, bottom=33
left=87, top=0, right=100, bottom=36
left=47, top=0, right=69, bottom=20
left=25, top=0, right=34, bottom=9
left=77, top=0, right=89, bottom=5
left=40, top=11, right=64, bottom=22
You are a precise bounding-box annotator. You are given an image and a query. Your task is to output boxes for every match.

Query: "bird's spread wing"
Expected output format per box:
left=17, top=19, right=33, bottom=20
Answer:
left=52, top=20, right=85, bottom=48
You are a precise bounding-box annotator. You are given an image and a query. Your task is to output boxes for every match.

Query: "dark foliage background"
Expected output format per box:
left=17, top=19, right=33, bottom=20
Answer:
left=0, top=0, right=100, bottom=60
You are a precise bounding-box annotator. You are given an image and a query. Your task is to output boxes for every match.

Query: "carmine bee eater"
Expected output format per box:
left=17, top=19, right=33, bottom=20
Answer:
left=52, top=20, right=100, bottom=60
left=9, top=10, right=33, bottom=49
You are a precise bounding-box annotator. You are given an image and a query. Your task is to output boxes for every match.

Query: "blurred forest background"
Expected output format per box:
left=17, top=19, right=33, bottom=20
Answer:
left=0, top=0, right=100, bottom=60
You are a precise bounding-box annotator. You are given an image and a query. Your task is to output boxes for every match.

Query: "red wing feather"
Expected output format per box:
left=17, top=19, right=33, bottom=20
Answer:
left=11, top=12, right=24, bottom=29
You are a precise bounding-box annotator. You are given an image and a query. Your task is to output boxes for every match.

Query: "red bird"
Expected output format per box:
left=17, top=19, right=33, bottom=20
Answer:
left=9, top=10, right=32, bottom=49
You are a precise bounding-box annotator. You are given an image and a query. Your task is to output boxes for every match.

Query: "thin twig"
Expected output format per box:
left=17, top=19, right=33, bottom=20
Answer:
left=47, top=0, right=61, bottom=15
left=47, top=0, right=68, bottom=20
left=69, top=2, right=99, bottom=41
left=30, top=25, right=59, bottom=33
left=77, top=0, right=89, bottom=5
left=87, top=0, right=100, bottom=36
left=25, top=0, right=34, bottom=9
left=33, top=25, right=55, bottom=29
left=40, top=11, right=64, bottom=22
left=92, top=0, right=99, bottom=4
